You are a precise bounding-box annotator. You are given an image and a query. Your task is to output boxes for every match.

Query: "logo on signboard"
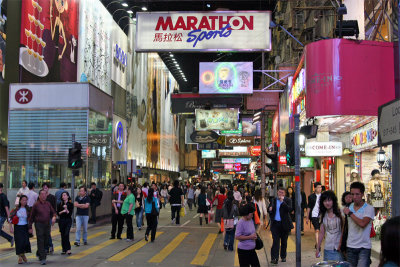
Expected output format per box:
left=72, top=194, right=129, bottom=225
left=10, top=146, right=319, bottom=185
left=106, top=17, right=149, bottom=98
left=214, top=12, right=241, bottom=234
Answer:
left=115, top=121, right=124, bottom=150
left=190, top=131, right=219, bottom=143
left=15, top=89, right=33, bottom=104
left=114, top=44, right=128, bottom=72
left=226, top=136, right=255, bottom=146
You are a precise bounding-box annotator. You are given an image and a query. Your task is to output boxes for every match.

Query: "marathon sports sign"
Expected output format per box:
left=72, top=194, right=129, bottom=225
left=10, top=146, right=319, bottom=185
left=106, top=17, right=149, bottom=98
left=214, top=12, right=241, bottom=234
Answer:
left=135, top=11, right=271, bottom=52
left=225, top=136, right=255, bottom=146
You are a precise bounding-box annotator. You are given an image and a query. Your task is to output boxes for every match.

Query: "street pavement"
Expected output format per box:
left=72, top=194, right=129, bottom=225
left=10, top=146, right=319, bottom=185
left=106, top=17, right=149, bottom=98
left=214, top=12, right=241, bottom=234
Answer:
left=0, top=205, right=380, bottom=266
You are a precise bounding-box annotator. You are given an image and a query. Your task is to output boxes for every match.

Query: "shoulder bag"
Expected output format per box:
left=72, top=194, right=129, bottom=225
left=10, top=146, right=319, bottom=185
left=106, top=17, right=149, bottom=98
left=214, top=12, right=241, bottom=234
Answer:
left=255, top=234, right=263, bottom=250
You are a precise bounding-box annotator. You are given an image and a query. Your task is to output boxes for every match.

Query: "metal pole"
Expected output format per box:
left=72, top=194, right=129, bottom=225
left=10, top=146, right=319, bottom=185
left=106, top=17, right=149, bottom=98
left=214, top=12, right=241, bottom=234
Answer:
left=261, top=112, right=266, bottom=198
left=392, top=2, right=400, bottom=217
left=294, top=114, right=301, bottom=266
left=71, top=134, right=75, bottom=228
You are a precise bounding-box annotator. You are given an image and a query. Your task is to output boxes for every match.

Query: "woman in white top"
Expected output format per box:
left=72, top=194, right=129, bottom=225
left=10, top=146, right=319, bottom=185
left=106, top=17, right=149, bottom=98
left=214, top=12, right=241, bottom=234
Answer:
left=15, top=180, right=29, bottom=205
left=254, top=189, right=268, bottom=232
left=160, top=185, right=168, bottom=208
left=316, top=190, right=344, bottom=261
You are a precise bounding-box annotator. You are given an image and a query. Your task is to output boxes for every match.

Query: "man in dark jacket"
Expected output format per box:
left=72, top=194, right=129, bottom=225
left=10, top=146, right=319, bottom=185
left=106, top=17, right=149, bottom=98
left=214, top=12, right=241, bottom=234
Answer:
left=306, top=182, right=322, bottom=247
left=268, top=187, right=293, bottom=265
left=89, top=183, right=103, bottom=224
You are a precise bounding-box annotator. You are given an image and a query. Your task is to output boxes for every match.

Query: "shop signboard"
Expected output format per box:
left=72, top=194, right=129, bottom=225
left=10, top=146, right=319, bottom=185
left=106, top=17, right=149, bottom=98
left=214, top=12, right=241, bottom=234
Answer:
left=378, top=99, right=400, bottom=146
left=199, top=62, right=253, bottom=94
left=279, top=156, right=287, bottom=165
left=19, top=0, right=79, bottom=82
left=202, top=150, right=216, bottom=159
left=221, top=123, right=242, bottom=135
left=351, top=120, right=378, bottom=151
left=111, top=28, right=129, bottom=89
left=190, top=130, right=219, bottom=143
left=212, top=161, right=224, bottom=168
left=185, top=118, right=196, bottom=144
left=305, top=142, right=343, bottom=157
left=224, top=163, right=234, bottom=170
left=219, top=146, right=249, bottom=156
left=221, top=158, right=251, bottom=164
left=300, top=157, right=314, bottom=168
left=197, top=142, right=228, bottom=150
left=242, top=117, right=261, bottom=136
left=246, top=91, right=279, bottom=110
left=225, top=136, right=255, bottom=146
left=234, top=163, right=242, bottom=172
left=136, top=11, right=271, bottom=52
left=195, top=108, right=239, bottom=131
left=248, top=145, right=261, bottom=156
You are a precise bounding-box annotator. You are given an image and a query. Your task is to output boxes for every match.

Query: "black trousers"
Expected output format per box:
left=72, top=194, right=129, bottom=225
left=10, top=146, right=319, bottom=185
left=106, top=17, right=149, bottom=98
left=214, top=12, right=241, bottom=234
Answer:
left=271, top=220, right=290, bottom=260
left=111, top=208, right=124, bottom=238
left=90, top=205, right=97, bottom=223
left=237, top=248, right=260, bottom=267
left=58, top=217, right=72, bottom=252
left=125, top=214, right=134, bottom=240
left=145, top=213, right=158, bottom=241
left=35, top=222, right=50, bottom=261
left=14, top=224, right=31, bottom=255
left=171, top=205, right=181, bottom=224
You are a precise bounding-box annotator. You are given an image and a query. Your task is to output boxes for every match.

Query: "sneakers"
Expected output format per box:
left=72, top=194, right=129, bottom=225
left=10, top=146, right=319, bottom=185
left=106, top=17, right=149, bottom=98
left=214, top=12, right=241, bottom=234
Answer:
left=74, top=242, right=80, bottom=247
left=144, top=235, right=148, bottom=241
left=10, top=238, right=14, bottom=247
left=40, top=259, right=46, bottom=265
left=282, top=258, right=286, bottom=262
left=171, top=218, right=176, bottom=224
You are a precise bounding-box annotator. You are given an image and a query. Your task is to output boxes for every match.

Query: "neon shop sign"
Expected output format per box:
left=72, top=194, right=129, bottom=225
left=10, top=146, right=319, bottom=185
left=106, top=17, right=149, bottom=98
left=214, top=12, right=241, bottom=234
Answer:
left=114, top=44, right=128, bottom=71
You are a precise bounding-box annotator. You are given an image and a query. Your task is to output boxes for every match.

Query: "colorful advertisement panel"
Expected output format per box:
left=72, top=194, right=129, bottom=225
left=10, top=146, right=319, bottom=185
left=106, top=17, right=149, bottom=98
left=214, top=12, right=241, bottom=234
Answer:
left=136, top=11, right=271, bottom=52
left=195, top=108, right=239, bottom=131
left=242, top=117, right=261, bottom=136
left=221, top=122, right=242, bottom=135
left=20, top=0, right=79, bottom=82
left=202, top=150, right=216, bottom=159
left=350, top=120, right=378, bottom=152
left=199, top=62, right=253, bottom=94
left=271, top=108, right=279, bottom=146
left=0, top=0, right=5, bottom=82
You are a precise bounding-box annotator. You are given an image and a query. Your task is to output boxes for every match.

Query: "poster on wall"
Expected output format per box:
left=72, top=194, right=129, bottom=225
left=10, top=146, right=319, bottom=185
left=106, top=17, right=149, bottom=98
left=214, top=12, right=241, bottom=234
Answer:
left=78, top=0, right=112, bottom=94
left=271, top=108, right=279, bottom=146
left=0, top=0, right=6, bottom=83
left=199, top=62, right=253, bottom=94
left=185, top=118, right=196, bottom=144
left=242, top=117, right=261, bottom=136
left=19, top=0, right=79, bottom=82
left=195, top=108, right=239, bottom=131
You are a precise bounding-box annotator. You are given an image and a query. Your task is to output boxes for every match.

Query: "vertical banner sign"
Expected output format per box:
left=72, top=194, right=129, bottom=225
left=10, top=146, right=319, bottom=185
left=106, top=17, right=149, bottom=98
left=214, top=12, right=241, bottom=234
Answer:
left=136, top=11, right=271, bottom=52
left=0, top=0, right=6, bottom=83
left=20, top=0, right=79, bottom=82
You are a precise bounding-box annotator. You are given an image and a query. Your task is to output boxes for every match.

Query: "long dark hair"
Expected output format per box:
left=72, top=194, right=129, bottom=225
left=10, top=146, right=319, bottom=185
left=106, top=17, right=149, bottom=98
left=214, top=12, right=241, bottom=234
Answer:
left=341, top=191, right=351, bottom=207
left=18, top=195, right=28, bottom=209
left=254, top=189, right=262, bottom=202
left=147, top=188, right=154, bottom=202
left=379, top=216, right=400, bottom=267
left=286, top=186, right=294, bottom=198
left=319, top=190, right=342, bottom=225
left=225, top=191, right=234, bottom=214
left=61, top=191, right=71, bottom=203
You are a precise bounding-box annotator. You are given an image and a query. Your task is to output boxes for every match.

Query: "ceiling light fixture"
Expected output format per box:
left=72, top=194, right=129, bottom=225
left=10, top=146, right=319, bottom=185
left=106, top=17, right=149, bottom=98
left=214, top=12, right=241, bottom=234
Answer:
left=121, top=2, right=128, bottom=7
left=141, top=6, right=148, bottom=11
left=170, top=54, right=174, bottom=57
left=127, top=10, right=133, bottom=14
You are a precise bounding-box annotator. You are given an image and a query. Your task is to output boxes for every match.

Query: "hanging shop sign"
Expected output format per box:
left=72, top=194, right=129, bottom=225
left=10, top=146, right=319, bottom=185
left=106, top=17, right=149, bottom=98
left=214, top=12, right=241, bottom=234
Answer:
left=300, top=157, right=314, bottom=168
left=225, top=136, right=255, bottom=146
left=246, top=91, right=279, bottom=110
left=224, top=163, right=234, bottom=170
left=248, top=146, right=261, bottom=156
left=221, top=123, right=242, bottom=135
left=378, top=98, right=400, bottom=146
left=115, top=121, right=124, bottom=150
left=195, top=108, right=239, bottom=131
left=219, top=146, right=249, bottom=156
left=305, top=142, right=343, bottom=157
left=197, top=142, right=229, bottom=150
left=136, top=11, right=271, bottom=52
left=350, top=120, right=378, bottom=151
left=201, top=150, right=216, bottom=159
left=199, top=62, right=253, bottom=94
left=279, top=156, right=287, bottom=165
left=234, top=163, right=242, bottom=172
left=190, top=130, right=219, bottom=143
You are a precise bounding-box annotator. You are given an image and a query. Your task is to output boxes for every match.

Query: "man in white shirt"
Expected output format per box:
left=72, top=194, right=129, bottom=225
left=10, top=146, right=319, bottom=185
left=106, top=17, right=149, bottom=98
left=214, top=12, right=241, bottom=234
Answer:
left=233, top=185, right=242, bottom=203
left=307, top=182, right=322, bottom=247
left=343, top=182, right=375, bottom=267
left=26, top=182, right=38, bottom=207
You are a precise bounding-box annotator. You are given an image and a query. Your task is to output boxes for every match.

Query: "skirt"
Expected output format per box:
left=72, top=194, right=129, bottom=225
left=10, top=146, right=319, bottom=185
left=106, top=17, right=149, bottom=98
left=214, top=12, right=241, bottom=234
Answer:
left=14, top=224, right=31, bottom=255
left=215, top=208, right=224, bottom=224
left=197, top=204, right=208, bottom=214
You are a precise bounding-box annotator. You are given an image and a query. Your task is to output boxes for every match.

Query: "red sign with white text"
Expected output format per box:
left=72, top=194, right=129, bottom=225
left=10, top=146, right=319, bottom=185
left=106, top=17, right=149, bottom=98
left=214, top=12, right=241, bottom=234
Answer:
left=279, top=156, right=287, bottom=165
left=248, top=146, right=261, bottom=156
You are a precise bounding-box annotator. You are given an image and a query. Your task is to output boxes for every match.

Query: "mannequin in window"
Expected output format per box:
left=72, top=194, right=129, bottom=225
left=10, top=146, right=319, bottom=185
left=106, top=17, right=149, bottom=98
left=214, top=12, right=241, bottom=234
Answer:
left=350, top=169, right=361, bottom=183
left=367, top=169, right=385, bottom=208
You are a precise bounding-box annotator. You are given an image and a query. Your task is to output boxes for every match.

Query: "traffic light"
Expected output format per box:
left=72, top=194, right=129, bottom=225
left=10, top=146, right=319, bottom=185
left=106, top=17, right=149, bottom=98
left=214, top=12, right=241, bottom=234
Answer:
left=285, top=132, right=295, bottom=166
left=266, top=151, right=278, bottom=173
left=68, top=142, right=82, bottom=169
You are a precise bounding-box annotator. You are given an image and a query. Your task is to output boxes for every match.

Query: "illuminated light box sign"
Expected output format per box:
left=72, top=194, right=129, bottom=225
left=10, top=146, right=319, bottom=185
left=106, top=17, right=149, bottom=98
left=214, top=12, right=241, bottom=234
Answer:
left=202, top=150, right=216, bottom=159
left=136, top=11, right=271, bottom=52
left=234, top=163, right=242, bottom=172
left=195, top=108, right=239, bottom=131
left=199, top=62, right=253, bottom=94
left=242, top=117, right=261, bottom=136
left=221, top=158, right=251, bottom=164
left=300, top=157, right=314, bottom=168
left=305, top=142, right=343, bottom=157
left=248, top=146, right=261, bottom=156
left=221, top=122, right=242, bottom=135
left=224, top=163, right=234, bottom=170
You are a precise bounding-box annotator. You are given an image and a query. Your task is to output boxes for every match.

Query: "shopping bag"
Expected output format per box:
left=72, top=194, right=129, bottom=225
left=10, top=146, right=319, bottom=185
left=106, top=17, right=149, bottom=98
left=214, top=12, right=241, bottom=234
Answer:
left=208, top=209, right=214, bottom=223
left=180, top=206, right=185, bottom=217
left=370, top=222, right=376, bottom=238
left=254, top=203, right=261, bottom=225
left=220, top=218, right=224, bottom=232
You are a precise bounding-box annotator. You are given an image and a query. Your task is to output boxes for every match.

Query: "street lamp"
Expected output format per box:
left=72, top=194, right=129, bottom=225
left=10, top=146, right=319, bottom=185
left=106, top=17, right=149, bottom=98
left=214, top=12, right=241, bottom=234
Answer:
left=377, top=147, right=386, bottom=172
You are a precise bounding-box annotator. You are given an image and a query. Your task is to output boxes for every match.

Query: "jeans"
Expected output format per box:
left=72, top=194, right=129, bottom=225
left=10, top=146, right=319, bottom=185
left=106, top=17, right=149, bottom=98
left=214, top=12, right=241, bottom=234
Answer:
left=75, top=215, right=89, bottom=243
left=125, top=214, right=134, bottom=240
left=59, top=217, right=72, bottom=252
left=135, top=207, right=143, bottom=228
left=0, top=216, right=13, bottom=242
left=324, top=249, right=344, bottom=261
left=271, top=220, right=290, bottom=260
left=224, top=227, right=236, bottom=251
left=347, top=247, right=371, bottom=267
left=171, top=205, right=181, bottom=224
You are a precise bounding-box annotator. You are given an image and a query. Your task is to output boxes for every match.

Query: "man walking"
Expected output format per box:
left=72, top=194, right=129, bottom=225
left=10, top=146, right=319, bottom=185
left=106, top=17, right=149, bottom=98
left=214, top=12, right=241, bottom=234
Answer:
left=307, top=182, right=322, bottom=247
left=0, top=183, right=14, bottom=247
left=29, top=189, right=56, bottom=265
left=168, top=180, right=184, bottom=225
left=343, top=182, right=375, bottom=267
left=26, top=182, right=38, bottom=208
left=42, top=183, right=56, bottom=254
left=233, top=185, right=242, bottom=204
left=74, top=186, right=90, bottom=246
left=89, top=183, right=102, bottom=224
left=268, top=187, right=293, bottom=265
left=111, top=183, right=126, bottom=239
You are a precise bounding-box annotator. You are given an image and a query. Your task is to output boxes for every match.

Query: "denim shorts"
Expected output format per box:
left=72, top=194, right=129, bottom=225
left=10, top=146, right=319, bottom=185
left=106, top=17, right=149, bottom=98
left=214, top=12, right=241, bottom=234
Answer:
left=346, top=247, right=371, bottom=267
left=324, top=249, right=344, bottom=261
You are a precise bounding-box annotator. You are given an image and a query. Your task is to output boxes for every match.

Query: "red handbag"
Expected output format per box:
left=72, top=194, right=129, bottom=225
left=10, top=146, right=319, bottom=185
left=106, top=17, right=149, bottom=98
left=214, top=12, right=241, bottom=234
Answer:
left=370, top=222, right=376, bottom=238
left=11, top=215, right=19, bottom=225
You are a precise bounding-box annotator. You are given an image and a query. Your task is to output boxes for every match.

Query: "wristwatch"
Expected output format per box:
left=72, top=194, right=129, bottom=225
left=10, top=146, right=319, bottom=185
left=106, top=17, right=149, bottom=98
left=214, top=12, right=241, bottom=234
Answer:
left=348, top=211, right=353, bottom=217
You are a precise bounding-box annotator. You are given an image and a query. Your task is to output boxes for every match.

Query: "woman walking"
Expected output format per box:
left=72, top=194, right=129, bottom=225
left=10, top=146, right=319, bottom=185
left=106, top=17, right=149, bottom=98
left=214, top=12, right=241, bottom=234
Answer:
left=160, top=185, right=168, bottom=208
left=197, top=187, right=209, bottom=225
left=254, top=189, right=268, bottom=232
left=144, top=188, right=159, bottom=242
left=316, top=190, right=343, bottom=261
left=9, top=195, right=31, bottom=264
left=135, top=187, right=144, bottom=230
left=222, top=191, right=239, bottom=251
left=286, top=187, right=295, bottom=223
left=57, top=192, right=73, bottom=255
left=121, top=186, right=135, bottom=241
left=235, top=203, right=260, bottom=266
left=212, top=187, right=227, bottom=233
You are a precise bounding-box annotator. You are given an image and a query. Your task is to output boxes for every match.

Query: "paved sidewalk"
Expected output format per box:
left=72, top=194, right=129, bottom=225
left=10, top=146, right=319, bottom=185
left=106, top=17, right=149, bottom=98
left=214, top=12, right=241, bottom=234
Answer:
left=259, top=223, right=380, bottom=267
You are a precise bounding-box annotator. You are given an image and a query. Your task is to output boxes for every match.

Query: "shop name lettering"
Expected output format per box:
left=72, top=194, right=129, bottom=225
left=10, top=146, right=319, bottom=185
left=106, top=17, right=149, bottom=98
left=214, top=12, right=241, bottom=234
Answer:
left=228, top=138, right=252, bottom=144
left=351, top=128, right=377, bottom=146
left=114, top=44, right=127, bottom=71
left=153, top=15, right=254, bottom=47
left=309, top=73, right=342, bottom=93
left=310, top=145, right=341, bottom=150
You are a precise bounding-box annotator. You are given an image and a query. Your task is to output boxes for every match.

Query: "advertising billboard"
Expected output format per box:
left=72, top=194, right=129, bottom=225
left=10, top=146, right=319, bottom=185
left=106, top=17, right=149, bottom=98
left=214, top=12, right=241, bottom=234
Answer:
left=136, top=11, right=271, bottom=52
left=195, top=108, right=239, bottom=131
left=199, top=62, right=253, bottom=94
left=242, top=117, right=261, bottom=136
left=20, top=0, right=79, bottom=82
left=202, top=150, right=216, bottom=159
left=305, top=142, right=343, bottom=157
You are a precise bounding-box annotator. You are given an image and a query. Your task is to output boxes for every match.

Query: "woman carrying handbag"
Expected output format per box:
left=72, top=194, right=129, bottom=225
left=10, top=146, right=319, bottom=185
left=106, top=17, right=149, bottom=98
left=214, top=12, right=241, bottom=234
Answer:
left=9, top=195, right=31, bottom=264
left=144, top=188, right=159, bottom=242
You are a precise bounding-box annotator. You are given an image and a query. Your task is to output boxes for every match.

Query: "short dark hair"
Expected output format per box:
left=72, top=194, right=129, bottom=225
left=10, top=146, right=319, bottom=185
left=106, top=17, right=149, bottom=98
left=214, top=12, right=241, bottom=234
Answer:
left=350, top=181, right=365, bottom=194
left=314, top=182, right=321, bottom=188
left=128, top=186, right=134, bottom=193
left=239, top=203, right=255, bottom=216
left=371, top=169, right=380, bottom=177
left=79, top=186, right=87, bottom=192
left=277, top=187, right=286, bottom=192
left=0, top=183, right=3, bottom=188
left=42, top=183, right=49, bottom=188
left=220, top=187, right=225, bottom=194
left=22, top=180, right=27, bottom=185
left=39, top=189, right=46, bottom=195
left=60, top=182, right=66, bottom=188
left=91, top=182, right=96, bottom=186
left=173, top=180, right=179, bottom=187
left=28, top=182, right=35, bottom=190
left=112, top=179, right=117, bottom=184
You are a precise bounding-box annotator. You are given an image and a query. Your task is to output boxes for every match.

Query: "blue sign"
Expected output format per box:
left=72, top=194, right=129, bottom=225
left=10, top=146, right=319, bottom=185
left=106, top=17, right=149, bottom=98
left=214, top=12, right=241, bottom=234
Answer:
left=116, top=161, right=127, bottom=165
left=115, top=121, right=123, bottom=150
left=115, top=44, right=128, bottom=67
